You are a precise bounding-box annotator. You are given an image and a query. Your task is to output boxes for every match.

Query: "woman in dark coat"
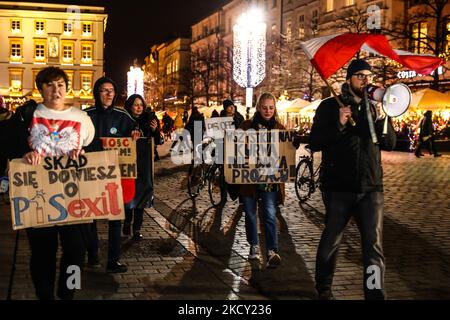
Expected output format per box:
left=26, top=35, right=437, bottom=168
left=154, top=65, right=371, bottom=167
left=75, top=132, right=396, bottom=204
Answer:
left=123, top=94, right=161, bottom=239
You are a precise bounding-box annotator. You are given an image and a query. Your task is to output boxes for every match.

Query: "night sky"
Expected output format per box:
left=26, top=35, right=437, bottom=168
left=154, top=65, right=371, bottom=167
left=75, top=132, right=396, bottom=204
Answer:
left=19, top=0, right=231, bottom=90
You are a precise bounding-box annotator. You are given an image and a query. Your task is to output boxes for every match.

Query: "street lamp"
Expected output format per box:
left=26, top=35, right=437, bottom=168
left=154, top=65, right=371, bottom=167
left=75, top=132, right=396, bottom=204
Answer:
left=233, top=8, right=266, bottom=119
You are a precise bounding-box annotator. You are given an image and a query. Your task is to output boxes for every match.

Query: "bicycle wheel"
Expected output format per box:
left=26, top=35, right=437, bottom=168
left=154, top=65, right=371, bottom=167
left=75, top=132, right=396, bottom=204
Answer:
left=295, top=159, right=313, bottom=203
left=208, top=164, right=225, bottom=207
left=187, top=162, right=205, bottom=199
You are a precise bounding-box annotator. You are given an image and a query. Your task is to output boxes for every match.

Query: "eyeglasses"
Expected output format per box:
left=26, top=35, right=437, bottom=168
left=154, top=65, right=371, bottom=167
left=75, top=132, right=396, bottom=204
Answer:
left=100, top=89, right=115, bottom=94
left=353, top=73, right=373, bottom=80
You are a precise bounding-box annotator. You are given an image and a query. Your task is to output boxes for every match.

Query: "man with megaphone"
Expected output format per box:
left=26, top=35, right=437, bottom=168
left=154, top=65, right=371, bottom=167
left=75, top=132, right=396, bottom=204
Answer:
left=310, top=58, right=397, bottom=300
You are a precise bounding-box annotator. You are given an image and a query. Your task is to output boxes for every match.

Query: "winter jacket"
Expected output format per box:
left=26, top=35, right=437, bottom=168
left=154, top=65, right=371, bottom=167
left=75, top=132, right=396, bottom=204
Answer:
left=84, top=76, right=136, bottom=152
left=185, top=111, right=206, bottom=138
left=237, top=114, right=286, bottom=205
left=0, top=100, right=37, bottom=160
left=309, top=93, right=396, bottom=193
left=128, top=108, right=162, bottom=144
left=219, top=109, right=245, bottom=128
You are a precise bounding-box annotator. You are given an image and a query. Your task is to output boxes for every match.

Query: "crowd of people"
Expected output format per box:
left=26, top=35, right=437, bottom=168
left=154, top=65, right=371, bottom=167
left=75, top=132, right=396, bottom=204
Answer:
left=0, top=60, right=447, bottom=301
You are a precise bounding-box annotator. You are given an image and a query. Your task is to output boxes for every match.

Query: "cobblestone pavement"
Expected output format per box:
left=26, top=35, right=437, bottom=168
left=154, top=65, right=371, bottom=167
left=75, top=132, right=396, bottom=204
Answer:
left=1, top=141, right=449, bottom=300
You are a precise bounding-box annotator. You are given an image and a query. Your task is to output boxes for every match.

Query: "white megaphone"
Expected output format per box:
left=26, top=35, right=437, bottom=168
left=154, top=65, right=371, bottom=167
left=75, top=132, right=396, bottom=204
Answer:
left=366, top=83, right=412, bottom=117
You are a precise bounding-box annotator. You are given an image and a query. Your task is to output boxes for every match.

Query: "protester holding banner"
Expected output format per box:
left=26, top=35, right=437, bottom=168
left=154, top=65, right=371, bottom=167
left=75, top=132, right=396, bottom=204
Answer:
left=84, top=77, right=139, bottom=273
left=3, top=67, right=95, bottom=300
left=123, top=94, right=160, bottom=240
left=238, top=92, right=285, bottom=269
left=310, top=59, right=397, bottom=300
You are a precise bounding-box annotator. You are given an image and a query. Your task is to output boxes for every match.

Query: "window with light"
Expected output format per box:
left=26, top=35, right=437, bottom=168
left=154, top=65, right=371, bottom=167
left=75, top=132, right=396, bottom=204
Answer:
left=82, top=23, right=92, bottom=36
left=35, top=21, right=45, bottom=34
left=66, top=72, right=73, bottom=90
left=298, top=15, right=305, bottom=39
left=10, top=40, right=22, bottom=63
left=62, top=43, right=74, bottom=63
left=411, top=22, right=427, bottom=53
left=9, top=69, right=23, bottom=93
left=286, top=21, right=292, bottom=42
left=81, top=74, right=92, bottom=91
left=446, top=20, right=450, bottom=53
left=32, top=69, right=41, bottom=96
left=34, top=43, right=45, bottom=62
left=326, top=0, right=334, bottom=12
left=11, top=20, right=21, bottom=33
left=64, top=22, right=73, bottom=34
left=81, top=44, right=93, bottom=64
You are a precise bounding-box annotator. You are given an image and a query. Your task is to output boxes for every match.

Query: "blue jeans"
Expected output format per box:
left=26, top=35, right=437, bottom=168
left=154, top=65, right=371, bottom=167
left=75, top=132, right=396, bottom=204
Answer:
left=242, top=191, right=278, bottom=254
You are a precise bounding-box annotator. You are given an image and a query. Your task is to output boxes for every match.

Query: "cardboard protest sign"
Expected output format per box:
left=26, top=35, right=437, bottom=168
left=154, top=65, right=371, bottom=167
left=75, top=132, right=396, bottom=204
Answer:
left=125, top=138, right=154, bottom=209
left=9, top=150, right=125, bottom=230
left=100, top=137, right=137, bottom=179
left=205, top=117, right=235, bottom=139
left=224, top=130, right=297, bottom=184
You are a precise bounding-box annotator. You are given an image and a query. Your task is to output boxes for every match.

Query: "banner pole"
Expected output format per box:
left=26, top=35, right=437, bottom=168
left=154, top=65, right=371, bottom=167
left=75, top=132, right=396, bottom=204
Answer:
left=322, top=77, right=356, bottom=126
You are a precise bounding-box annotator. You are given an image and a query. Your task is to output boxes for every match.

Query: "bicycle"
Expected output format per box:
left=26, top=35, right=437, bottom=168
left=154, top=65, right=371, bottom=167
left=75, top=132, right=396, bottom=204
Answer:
left=295, top=144, right=321, bottom=203
left=187, top=137, right=226, bottom=207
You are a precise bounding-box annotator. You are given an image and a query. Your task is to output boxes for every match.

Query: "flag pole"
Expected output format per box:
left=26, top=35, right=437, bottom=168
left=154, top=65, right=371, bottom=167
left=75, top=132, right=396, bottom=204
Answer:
left=322, top=77, right=356, bottom=126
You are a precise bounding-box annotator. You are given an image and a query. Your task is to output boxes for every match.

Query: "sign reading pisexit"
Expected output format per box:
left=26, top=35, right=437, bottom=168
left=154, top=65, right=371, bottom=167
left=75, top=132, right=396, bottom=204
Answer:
left=9, top=150, right=124, bottom=230
left=100, top=137, right=137, bottom=179
left=205, top=117, right=235, bottom=139
left=224, top=130, right=297, bottom=184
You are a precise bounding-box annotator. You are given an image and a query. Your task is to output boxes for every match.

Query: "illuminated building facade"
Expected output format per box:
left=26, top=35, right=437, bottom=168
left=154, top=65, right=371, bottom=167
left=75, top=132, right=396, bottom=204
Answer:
left=0, top=1, right=107, bottom=110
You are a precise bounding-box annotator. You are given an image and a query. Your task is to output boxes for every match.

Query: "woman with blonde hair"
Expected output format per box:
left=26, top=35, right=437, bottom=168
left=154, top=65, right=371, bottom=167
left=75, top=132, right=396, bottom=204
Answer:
left=238, top=92, right=286, bottom=268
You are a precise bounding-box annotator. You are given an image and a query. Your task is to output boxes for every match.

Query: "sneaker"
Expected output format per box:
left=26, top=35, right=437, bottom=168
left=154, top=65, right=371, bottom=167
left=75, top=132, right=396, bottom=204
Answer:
left=248, top=245, right=260, bottom=260
left=266, top=250, right=281, bottom=268
left=106, top=261, right=128, bottom=273
left=132, top=231, right=143, bottom=241
left=122, top=222, right=131, bottom=236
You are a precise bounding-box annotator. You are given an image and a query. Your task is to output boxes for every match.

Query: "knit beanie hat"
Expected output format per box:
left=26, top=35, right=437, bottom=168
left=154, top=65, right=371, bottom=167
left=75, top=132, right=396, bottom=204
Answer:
left=223, top=99, right=234, bottom=110
left=346, top=59, right=372, bottom=80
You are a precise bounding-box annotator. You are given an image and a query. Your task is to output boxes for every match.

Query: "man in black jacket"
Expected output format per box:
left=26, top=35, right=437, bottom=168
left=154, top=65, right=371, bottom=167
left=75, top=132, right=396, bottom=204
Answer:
left=220, top=99, right=245, bottom=128
left=84, top=77, right=138, bottom=273
left=310, top=59, right=396, bottom=300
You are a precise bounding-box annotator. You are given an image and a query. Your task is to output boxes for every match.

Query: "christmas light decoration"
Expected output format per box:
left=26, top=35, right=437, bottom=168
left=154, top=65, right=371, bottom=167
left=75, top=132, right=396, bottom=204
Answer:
left=233, top=8, right=266, bottom=118
left=127, top=66, right=144, bottom=98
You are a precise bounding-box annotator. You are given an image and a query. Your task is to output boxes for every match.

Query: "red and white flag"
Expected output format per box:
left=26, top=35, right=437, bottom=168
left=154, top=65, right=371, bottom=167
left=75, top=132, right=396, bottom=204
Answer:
left=300, top=33, right=443, bottom=79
